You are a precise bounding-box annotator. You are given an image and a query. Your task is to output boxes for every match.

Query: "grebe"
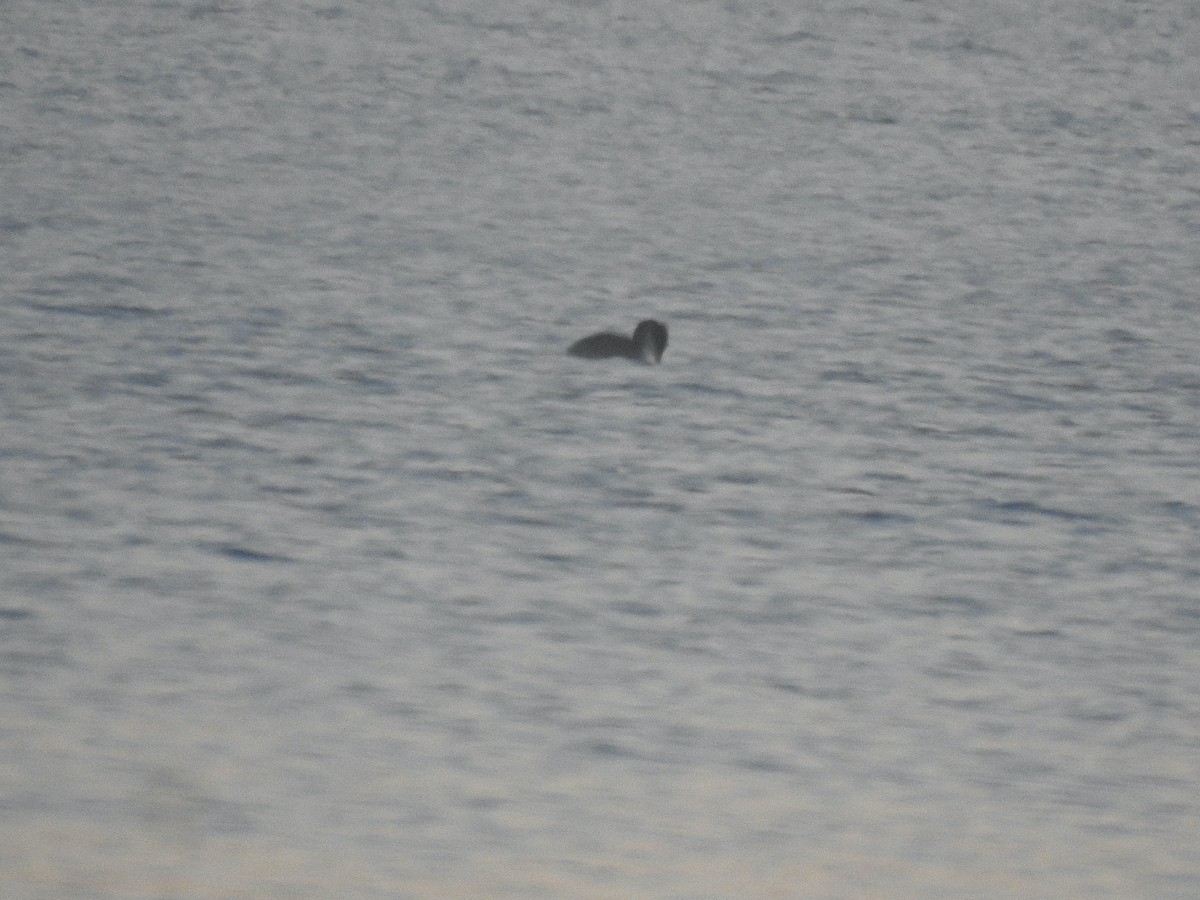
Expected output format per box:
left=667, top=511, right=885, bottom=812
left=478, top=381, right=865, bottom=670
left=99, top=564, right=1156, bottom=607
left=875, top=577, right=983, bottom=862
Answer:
left=567, top=319, right=668, bottom=363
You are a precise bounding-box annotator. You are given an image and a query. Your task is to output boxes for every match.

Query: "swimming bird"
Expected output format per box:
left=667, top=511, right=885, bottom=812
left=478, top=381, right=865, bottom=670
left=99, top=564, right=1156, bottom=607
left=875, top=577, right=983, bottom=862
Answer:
left=567, top=319, right=668, bottom=363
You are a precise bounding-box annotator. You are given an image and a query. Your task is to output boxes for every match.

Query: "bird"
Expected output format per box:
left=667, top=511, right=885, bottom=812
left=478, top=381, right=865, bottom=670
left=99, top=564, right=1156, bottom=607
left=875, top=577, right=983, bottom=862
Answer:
left=567, top=319, right=668, bottom=363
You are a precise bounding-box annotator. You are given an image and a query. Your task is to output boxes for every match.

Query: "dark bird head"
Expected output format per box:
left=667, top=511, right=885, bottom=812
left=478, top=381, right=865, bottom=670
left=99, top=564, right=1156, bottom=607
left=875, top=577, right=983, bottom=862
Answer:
left=633, top=319, right=668, bottom=363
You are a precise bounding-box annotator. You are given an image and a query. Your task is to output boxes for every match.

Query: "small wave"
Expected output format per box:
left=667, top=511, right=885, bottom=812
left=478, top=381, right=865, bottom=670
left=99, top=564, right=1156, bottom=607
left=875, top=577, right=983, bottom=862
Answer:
left=982, top=499, right=1113, bottom=524
left=204, top=542, right=294, bottom=563
left=23, top=299, right=169, bottom=319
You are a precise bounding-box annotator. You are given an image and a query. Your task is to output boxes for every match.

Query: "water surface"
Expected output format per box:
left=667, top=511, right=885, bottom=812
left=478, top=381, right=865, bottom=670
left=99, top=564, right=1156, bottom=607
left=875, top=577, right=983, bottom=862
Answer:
left=3, top=1, right=1199, bottom=896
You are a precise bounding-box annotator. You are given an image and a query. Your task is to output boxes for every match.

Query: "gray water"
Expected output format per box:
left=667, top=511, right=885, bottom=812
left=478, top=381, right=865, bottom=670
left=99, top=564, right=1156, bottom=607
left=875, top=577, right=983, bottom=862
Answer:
left=3, top=1, right=1199, bottom=897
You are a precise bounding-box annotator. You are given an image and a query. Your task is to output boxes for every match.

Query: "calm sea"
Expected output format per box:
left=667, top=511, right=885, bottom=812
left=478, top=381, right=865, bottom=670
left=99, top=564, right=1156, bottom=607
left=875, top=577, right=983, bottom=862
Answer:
left=3, top=1, right=1199, bottom=896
